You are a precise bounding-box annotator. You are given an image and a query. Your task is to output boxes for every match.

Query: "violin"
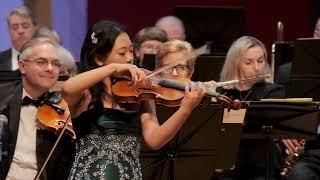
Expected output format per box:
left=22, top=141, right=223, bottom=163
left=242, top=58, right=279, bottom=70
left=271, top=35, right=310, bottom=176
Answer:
left=34, top=91, right=76, bottom=180
left=36, top=91, right=76, bottom=140
left=111, top=77, right=244, bottom=110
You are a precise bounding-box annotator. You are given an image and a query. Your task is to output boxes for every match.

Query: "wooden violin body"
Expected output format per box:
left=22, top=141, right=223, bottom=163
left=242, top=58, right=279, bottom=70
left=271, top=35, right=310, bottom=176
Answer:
left=111, top=79, right=186, bottom=107
left=111, top=78, right=245, bottom=110
left=37, top=91, right=76, bottom=139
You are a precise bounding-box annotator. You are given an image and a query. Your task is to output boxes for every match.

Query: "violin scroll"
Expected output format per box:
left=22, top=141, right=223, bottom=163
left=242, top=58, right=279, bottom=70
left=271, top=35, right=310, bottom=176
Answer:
left=216, top=94, right=247, bottom=110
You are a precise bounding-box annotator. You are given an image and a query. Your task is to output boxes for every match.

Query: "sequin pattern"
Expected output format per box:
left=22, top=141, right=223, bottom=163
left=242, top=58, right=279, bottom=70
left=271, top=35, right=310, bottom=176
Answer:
left=68, top=133, right=142, bottom=180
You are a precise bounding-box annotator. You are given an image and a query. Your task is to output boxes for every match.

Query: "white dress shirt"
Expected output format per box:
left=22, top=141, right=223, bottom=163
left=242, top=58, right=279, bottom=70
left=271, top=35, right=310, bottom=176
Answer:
left=11, top=48, right=19, bottom=71
left=6, top=89, right=38, bottom=180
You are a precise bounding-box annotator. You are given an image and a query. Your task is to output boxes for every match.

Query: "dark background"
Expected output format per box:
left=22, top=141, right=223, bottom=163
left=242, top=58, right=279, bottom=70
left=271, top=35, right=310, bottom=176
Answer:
left=88, top=0, right=320, bottom=59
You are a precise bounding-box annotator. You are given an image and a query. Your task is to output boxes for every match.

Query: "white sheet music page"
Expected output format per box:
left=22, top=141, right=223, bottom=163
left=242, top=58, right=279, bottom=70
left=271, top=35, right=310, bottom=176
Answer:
left=223, top=109, right=246, bottom=124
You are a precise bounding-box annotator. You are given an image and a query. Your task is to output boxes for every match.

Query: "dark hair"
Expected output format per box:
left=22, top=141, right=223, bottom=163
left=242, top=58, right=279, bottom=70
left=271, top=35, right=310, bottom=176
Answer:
left=80, top=20, right=127, bottom=108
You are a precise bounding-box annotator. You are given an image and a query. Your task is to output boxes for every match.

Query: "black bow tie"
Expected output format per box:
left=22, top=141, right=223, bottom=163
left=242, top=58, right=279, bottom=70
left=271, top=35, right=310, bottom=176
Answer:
left=21, top=92, right=49, bottom=107
left=21, top=96, right=42, bottom=107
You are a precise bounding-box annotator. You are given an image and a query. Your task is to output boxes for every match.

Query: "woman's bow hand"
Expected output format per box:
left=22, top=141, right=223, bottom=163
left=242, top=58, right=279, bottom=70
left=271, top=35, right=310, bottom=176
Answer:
left=110, top=63, right=147, bottom=85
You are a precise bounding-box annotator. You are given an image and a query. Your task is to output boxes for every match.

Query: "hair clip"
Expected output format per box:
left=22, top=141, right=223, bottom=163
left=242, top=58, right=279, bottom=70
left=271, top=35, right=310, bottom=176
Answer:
left=91, top=32, right=98, bottom=44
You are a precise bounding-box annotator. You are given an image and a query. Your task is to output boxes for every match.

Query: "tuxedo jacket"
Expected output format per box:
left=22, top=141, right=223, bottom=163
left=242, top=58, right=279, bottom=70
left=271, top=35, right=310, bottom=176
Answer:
left=0, top=49, right=12, bottom=71
left=0, top=75, right=75, bottom=180
left=275, top=62, right=292, bottom=88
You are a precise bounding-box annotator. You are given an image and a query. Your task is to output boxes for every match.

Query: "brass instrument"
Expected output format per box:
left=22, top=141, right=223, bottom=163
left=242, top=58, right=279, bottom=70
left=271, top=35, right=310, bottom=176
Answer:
left=280, top=139, right=305, bottom=179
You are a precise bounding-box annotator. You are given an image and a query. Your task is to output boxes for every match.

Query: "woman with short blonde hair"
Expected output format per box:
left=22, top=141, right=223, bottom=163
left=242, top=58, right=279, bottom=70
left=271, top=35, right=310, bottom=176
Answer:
left=156, top=39, right=195, bottom=78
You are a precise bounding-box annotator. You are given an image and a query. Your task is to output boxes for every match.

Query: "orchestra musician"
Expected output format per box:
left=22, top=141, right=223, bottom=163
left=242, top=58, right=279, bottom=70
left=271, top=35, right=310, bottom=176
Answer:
left=281, top=17, right=320, bottom=180
left=0, top=5, right=38, bottom=71
left=133, top=26, right=168, bottom=67
left=155, top=16, right=186, bottom=41
left=0, top=37, right=75, bottom=180
left=213, top=36, right=285, bottom=180
left=62, top=20, right=207, bottom=179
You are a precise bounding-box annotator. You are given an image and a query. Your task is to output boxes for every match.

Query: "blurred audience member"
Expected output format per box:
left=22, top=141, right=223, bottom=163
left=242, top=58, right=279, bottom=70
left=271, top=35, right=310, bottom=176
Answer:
left=32, top=26, right=61, bottom=45
left=0, top=5, right=38, bottom=71
left=313, top=17, right=320, bottom=39
left=57, top=46, right=77, bottom=77
left=155, top=16, right=186, bottom=41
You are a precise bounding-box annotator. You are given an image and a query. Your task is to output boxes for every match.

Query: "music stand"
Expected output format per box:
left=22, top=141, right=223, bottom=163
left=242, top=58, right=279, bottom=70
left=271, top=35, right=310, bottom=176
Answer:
left=173, top=6, right=246, bottom=54
left=287, top=38, right=320, bottom=101
left=242, top=101, right=320, bottom=180
left=273, top=41, right=294, bottom=81
left=0, top=71, right=22, bottom=164
left=140, top=104, right=243, bottom=180
left=191, top=55, right=225, bottom=82
left=142, top=54, right=156, bottom=71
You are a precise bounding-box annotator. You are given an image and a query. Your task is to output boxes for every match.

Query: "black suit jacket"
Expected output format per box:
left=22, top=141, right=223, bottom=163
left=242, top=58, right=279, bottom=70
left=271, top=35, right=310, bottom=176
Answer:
left=275, top=62, right=292, bottom=87
left=0, top=75, right=75, bottom=180
left=0, top=49, right=12, bottom=71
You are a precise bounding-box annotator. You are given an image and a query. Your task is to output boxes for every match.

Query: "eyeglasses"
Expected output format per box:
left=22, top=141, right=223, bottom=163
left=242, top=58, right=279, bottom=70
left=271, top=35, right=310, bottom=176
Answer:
left=140, top=44, right=160, bottom=52
left=161, top=65, right=189, bottom=75
left=24, top=58, right=62, bottom=70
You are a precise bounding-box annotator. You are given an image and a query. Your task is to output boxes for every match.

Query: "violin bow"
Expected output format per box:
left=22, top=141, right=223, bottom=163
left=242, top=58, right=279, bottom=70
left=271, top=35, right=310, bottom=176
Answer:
left=34, top=112, right=72, bottom=180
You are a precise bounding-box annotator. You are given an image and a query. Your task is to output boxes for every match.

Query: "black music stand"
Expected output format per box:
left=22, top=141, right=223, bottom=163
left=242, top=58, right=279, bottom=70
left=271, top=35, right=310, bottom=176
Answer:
left=191, top=55, right=225, bottom=82
left=140, top=104, right=243, bottom=180
left=173, top=6, right=246, bottom=54
left=287, top=38, right=320, bottom=101
left=142, top=54, right=156, bottom=71
left=273, top=41, right=294, bottom=82
left=242, top=101, right=320, bottom=180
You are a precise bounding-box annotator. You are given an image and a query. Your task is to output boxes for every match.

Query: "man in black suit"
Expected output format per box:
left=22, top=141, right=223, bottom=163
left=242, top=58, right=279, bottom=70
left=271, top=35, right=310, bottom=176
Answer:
left=0, top=37, right=75, bottom=180
left=0, top=5, right=37, bottom=71
left=275, top=61, right=292, bottom=87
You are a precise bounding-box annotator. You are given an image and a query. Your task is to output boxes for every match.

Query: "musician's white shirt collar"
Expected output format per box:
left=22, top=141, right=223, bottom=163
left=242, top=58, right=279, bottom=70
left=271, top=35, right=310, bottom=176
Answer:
left=6, top=88, right=38, bottom=180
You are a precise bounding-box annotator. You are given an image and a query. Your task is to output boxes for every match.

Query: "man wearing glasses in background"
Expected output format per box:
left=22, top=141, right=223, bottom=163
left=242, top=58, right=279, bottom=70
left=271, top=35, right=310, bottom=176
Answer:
left=133, top=26, right=168, bottom=68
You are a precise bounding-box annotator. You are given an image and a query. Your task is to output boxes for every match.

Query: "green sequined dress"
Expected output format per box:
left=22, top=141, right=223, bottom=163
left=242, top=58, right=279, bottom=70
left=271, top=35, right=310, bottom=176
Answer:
left=68, top=105, right=142, bottom=180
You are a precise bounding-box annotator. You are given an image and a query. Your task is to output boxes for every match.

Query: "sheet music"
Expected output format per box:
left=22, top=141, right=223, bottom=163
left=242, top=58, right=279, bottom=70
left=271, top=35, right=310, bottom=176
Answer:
left=223, top=109, right=246, bottom=124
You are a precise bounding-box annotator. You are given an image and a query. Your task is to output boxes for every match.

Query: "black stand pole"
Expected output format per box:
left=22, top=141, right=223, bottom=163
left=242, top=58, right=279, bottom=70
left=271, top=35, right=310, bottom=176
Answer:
left=265, top=138, right=270, bottom=180
left=263, top=125, right=273, bottom=180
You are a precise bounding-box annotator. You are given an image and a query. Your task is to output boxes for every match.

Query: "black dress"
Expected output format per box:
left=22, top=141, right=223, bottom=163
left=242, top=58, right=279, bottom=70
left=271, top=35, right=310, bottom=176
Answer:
left=68, top=103, right=142, bottom=180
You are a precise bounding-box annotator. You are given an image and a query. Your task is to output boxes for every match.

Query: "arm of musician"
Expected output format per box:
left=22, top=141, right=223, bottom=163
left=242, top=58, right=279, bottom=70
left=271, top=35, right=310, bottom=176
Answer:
left=140, top=82, right=206, bottom=150
left=281, top=139, right=304, bottom=154
left=62, top=63, right=145, bottom=117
